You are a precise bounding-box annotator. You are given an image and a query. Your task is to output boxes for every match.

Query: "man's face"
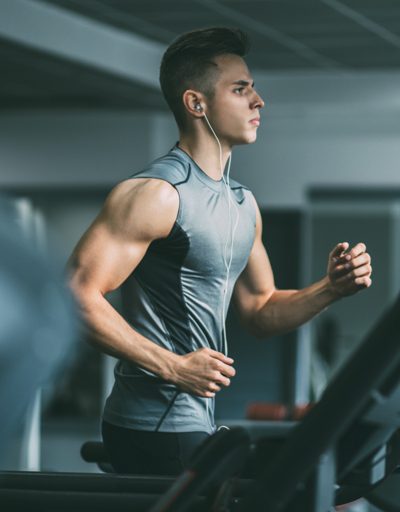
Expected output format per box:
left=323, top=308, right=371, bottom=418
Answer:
left=206, top=54, right=264, bottom=146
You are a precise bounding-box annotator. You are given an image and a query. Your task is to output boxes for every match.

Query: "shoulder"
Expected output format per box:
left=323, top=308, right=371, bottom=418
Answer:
left=107, top=177, right=178, bottom=208
left=228, top=177, right=254, bottom=206
left=101, top=178, right=179, bottom=241
left=131, top=150, right=190, bottom=186
left=230, top=182, right=261, bottom=233
left=228, top=178, right=258, bottom=225
left=249, top=194, right=262, bottom=236
left=228, top=176, right=251, bottom=192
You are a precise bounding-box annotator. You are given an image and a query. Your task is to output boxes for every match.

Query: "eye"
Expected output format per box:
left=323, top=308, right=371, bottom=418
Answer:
left=233, top=87, right=245, bottom=95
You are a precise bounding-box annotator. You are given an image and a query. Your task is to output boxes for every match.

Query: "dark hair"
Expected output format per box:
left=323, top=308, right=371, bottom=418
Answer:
left=159, top=27, right=250, bottom=129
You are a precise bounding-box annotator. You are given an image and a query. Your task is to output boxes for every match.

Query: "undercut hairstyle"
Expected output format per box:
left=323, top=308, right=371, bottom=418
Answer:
left=159, top=27, right=250, bottom=129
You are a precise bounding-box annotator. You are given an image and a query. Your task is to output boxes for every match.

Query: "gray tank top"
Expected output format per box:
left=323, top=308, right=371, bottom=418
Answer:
left=103, top=143, right=256, bottom=433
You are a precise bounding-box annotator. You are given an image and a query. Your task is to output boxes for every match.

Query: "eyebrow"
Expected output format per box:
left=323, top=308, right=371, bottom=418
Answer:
left=232, top=79, right=255, bottom=87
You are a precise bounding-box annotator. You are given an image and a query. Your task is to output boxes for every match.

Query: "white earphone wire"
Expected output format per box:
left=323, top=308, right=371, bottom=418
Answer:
left=203, top=112, right=239, bottom=356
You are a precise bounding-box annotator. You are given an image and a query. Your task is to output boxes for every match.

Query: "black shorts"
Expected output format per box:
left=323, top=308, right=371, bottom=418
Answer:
left=102, top=420, right=209, bottom=476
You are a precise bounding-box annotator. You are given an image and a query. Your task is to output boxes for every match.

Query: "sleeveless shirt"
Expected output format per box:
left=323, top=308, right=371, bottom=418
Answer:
left=103, top=143, right=256, bottom=433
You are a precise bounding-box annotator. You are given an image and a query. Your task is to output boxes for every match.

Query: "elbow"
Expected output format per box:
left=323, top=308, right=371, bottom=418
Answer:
left=241, top=294, right=277, bottom=340
left=68, top=277, right=102, bottom=321
left=68, top=276, right=88, bottom=308
left=70, top=286, right=104, bottom=347
left=245, top=292, right=275, bottom=339
left=241, top=310, right=270, bottom=340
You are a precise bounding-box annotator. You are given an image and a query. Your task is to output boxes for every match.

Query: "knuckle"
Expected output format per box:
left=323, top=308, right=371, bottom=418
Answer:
left=212, top=371, right=220, bottom=381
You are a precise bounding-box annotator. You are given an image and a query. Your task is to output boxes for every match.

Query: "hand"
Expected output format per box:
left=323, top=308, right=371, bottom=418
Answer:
left=171, top=347, right=236, bottom=398
left=327, top=242, right=372, bottom=298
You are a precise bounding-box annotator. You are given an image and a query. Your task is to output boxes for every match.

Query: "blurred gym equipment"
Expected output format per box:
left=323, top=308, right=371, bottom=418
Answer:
left=0, top=195, right=78, bottom=455
left=2, top=290, right=400, bottom=511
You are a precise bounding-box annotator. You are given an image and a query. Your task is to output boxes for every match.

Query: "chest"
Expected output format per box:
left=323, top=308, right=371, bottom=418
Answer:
left=178, top=187, right=256, bottom=278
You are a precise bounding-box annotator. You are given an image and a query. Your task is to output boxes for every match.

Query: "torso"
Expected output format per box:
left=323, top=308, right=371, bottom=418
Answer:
left=103, top=143, right=256, bottom=433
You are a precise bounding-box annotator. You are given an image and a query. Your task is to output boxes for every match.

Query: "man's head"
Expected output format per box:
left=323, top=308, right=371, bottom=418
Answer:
left=159, top=27, right=250, bottom=130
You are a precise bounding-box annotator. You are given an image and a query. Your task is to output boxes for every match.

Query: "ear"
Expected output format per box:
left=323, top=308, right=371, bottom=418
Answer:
left=182, top=90, right=205, bottom=117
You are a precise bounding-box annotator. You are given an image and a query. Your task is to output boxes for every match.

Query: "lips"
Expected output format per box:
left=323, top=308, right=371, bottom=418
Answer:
left=249, top=118, right=260, bottom=126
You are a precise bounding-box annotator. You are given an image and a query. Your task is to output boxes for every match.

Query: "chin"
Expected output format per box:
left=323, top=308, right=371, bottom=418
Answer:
left=245, top=127, right=259, bottom=144
left=241, top=134, right=258, bottom=145
left=232, top=133, right=257, bottom=146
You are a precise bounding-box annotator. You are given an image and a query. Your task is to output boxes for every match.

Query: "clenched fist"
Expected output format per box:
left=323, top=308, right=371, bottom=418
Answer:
left=327, top=242, right=372, bottom=298
left=171, top=347, right=236, bottom=398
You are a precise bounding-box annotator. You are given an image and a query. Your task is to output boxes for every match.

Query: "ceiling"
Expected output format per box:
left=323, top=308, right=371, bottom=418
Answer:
left=42, top=0, right=400, bottom=69
left=1, top=0, right=400, bottom=109
left=0, top=36, right=164, bottom=109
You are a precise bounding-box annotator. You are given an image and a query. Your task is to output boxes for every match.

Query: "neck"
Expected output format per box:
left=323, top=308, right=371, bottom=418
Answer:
left=178, top=130, right=232, bottom=181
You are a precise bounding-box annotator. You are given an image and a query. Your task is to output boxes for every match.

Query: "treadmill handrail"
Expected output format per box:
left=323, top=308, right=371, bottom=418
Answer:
left=238, top=295, right=400, bottom=512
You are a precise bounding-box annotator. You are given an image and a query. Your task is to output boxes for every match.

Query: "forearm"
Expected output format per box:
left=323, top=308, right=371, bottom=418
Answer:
left=73, top=290, right=236, bottom=398
left=78, top=291, right=179, bottom=381
left=252, top=276, right=339, bottom=337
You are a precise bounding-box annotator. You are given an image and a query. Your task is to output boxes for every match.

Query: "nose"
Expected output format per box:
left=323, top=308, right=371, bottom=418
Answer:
left=251, top=89, right=265, bottom=110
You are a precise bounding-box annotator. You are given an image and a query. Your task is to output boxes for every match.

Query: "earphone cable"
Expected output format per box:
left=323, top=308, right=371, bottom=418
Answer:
left=203, top=113, right=239, bottom=356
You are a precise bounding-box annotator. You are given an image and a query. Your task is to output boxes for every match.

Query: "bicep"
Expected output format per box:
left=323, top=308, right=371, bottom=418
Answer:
left=232, top=202, right=276, bottom=323
left=68, top=179, right=179, bottom=297
left=68, top=219, right=149, bottom=297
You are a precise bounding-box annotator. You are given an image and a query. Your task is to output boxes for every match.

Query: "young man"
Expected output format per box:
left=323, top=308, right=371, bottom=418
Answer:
left=68, top=27, right=372, bottom=475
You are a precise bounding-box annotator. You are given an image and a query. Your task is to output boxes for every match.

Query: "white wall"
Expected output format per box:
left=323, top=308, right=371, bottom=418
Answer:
left=233, top=70, right=400, bottom=207
left=1, top=70, right=400, bottom=208
left=0, top=111, right=153, bottom=186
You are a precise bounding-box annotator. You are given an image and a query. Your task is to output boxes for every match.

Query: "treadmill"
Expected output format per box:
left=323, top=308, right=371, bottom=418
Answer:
left=2, top=294, right=400, bottom=511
